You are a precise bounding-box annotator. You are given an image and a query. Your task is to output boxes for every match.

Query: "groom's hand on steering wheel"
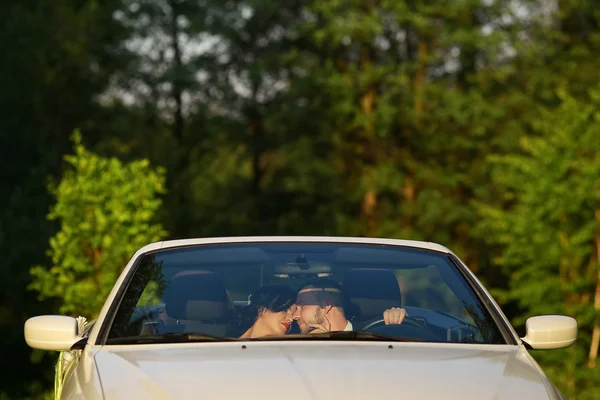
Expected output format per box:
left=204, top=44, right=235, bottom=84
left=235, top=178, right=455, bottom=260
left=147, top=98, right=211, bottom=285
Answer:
left=383, top=307, right=408, bottom=325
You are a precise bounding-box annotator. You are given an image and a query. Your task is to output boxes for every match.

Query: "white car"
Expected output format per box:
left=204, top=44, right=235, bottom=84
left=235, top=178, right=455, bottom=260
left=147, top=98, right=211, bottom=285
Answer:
left=25, top=236, right=576, bottom=399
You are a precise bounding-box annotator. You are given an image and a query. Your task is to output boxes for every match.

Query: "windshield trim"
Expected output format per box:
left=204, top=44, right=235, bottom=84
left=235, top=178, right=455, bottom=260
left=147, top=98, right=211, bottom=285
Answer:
left=157, top=236, right=451, bottom=253
left=95, top=252, right=146, bottom=345
left=448, top=253, right=517, bottom=345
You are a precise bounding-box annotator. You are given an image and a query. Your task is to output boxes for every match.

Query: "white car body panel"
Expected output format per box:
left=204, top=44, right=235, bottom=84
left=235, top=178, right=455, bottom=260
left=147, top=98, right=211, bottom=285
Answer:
left=29, top=237, right=566, bottom=399
left=88, top=341, right=557, bottom=400
left=61, top=345, right=103, bottom=400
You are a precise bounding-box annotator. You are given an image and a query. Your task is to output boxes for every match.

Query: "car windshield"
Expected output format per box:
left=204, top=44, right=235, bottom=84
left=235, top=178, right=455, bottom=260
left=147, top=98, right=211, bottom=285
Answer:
left=104, top=242, right=506, bottom=344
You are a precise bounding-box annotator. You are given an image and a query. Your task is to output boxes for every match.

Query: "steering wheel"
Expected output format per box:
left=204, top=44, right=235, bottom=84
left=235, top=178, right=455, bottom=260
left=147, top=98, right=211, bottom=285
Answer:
left=362, top=316, right=428, bottom=331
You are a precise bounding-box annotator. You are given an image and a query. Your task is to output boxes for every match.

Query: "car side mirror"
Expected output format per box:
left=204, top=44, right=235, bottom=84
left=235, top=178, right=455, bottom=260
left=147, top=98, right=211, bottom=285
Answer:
left=24, top=315, right=81, bottom=351
left=520, top=315, right=577, bottom=350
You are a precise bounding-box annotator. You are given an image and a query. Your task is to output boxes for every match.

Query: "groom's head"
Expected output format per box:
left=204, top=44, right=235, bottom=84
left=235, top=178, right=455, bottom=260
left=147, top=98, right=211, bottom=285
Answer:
left=293, top=279, right=345, bottom=333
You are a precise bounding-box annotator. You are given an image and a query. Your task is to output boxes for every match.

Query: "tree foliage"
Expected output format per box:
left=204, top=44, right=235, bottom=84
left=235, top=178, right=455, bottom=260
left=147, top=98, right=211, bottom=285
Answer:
left=29, top=132, right=167, bottom=318
left=0, top=1, right=131, bottom=397
left=2, top=0, right=600, bottom=398
left=476, top=86, right=600, bottom=399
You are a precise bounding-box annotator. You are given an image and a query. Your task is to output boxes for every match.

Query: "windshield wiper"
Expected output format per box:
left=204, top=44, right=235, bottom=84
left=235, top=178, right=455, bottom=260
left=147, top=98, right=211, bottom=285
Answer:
left=251, top=330, right=423, bottom=342
left=107, top=332, right=236, bottom=345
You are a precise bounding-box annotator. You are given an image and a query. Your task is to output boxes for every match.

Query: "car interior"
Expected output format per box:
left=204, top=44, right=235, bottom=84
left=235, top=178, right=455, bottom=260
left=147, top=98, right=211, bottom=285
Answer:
left=111, top=244, right=498, bottom=344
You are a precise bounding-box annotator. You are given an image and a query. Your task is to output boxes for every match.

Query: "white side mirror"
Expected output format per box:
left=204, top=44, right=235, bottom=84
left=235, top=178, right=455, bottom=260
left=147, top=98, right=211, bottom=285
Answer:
left=24, top=316, right=81, bottom=351
left=521, top=315, right=577, bottom=350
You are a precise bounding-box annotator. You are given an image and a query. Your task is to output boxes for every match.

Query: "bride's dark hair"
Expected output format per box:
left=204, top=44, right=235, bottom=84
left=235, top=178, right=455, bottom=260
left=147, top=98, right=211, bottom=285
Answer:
left=234, top=285, right=297, bottom=336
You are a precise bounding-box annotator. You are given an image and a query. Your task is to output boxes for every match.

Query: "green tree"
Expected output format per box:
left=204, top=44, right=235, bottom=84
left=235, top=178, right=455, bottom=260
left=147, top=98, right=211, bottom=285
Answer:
left=476, top=86, right=600, bottom=400
left=29, top=132, right=168, bottom=318
left=265, top=0, right=529, bottom=267
left=0, top=1, right=132, bottom=397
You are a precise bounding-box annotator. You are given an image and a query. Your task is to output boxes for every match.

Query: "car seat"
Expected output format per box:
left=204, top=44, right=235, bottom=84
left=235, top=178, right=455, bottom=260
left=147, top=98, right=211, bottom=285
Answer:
left=342, top=268, right=402, bottom=324
left=163, top=270, right=234, bottom=336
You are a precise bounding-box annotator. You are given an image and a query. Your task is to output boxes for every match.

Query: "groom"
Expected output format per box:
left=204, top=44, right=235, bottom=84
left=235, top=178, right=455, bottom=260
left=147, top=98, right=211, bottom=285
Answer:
left=292, top=279, right=407, bottom=333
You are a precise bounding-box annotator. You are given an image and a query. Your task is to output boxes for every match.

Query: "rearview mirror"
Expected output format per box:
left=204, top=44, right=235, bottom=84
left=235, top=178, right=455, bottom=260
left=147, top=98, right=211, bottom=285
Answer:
left=24, top=315, right=80, bottom=351
left=520, top=315, right=577, bottom=350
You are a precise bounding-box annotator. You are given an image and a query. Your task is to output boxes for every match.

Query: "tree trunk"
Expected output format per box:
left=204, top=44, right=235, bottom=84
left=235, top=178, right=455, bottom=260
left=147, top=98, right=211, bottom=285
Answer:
left=588, top=230, right=600, bottom=368
left=414, top=40, right=427, bottom=128
left=167, top=0, right=191, bottom=236
left=247, top=77, right=265, bottom=231
left=250, top=113, right=264, bottom=204
left=169, top=0, right=184, bottom=143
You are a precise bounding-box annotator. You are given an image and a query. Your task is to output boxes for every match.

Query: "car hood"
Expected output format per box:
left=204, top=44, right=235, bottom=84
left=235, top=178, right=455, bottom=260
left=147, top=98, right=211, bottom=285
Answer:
left=94, top=341, right=555, bottom=400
